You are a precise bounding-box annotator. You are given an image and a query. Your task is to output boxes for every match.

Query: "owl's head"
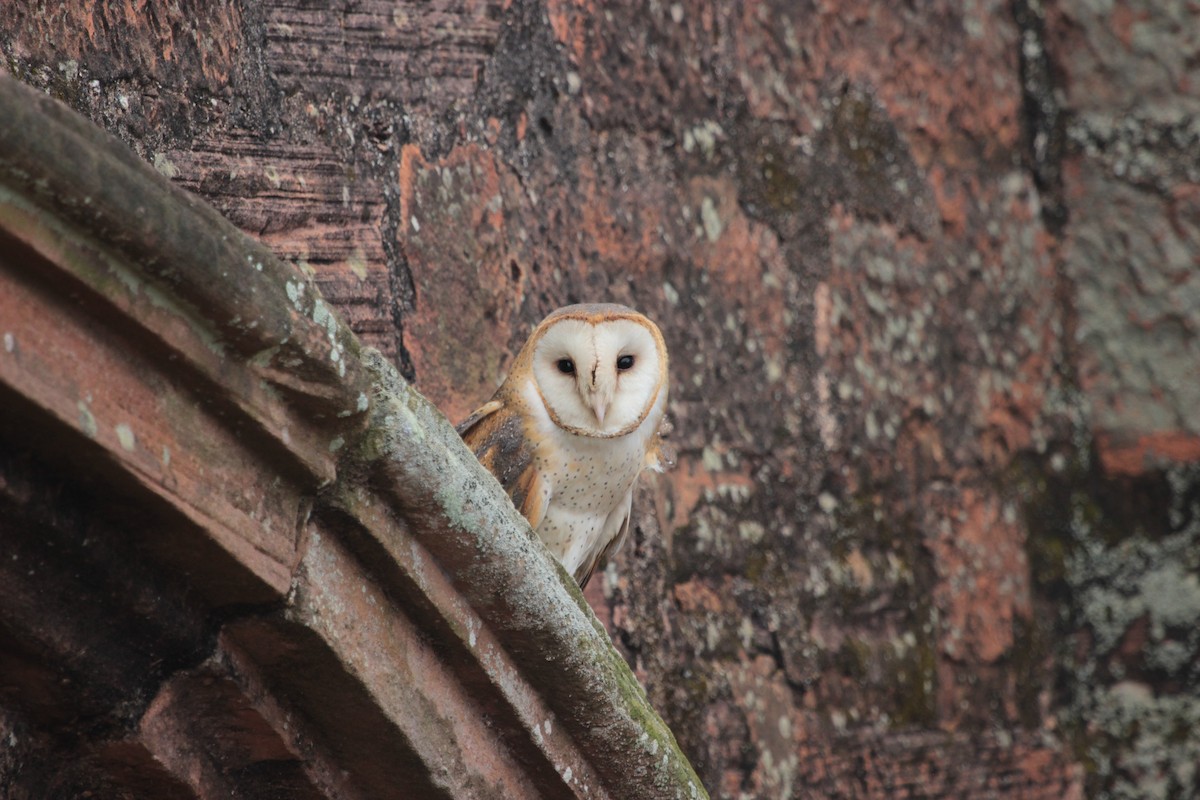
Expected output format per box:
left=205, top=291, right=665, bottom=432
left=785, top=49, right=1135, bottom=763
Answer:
left=523, top=303, right=668, bottom=438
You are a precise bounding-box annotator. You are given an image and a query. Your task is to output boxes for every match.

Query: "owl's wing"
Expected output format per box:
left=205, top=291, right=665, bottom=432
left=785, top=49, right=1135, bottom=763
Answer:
left=575, top=488, right=634, bottom=590
left=457, top=398, right=549, bottom=530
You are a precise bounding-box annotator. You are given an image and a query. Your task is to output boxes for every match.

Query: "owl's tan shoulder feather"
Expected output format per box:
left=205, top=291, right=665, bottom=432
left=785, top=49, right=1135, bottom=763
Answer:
left=457, top=395, right=549, bottom=530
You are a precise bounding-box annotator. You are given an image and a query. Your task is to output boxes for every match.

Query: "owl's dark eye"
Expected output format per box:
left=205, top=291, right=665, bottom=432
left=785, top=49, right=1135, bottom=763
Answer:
left=616, top=354, right=635, bottom=371
left=556, top=358, right=576, bottom=375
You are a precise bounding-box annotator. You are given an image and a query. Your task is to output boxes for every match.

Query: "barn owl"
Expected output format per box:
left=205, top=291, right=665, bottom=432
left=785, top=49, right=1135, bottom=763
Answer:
left=457, top=303, right=669, bottom=588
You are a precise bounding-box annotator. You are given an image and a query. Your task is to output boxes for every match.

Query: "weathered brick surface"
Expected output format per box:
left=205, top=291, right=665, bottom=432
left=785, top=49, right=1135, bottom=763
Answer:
left=4, top=1, right=1199, bottom=797
left=166, top=133, right=396, bottom=355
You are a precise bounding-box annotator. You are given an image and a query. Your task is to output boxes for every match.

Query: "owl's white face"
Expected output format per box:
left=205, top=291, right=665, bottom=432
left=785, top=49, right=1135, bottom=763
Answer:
left=531, top=316, right=665, bottom=437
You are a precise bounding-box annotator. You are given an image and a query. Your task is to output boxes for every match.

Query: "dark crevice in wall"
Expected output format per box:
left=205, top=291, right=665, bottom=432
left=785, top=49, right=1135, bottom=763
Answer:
left=1011, top=0, right=1068, bottom=235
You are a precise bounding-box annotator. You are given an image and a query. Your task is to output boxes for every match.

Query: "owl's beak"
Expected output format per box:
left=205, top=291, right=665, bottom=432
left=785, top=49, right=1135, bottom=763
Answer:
left=585, top=364, right=615, bottom=427
left=590, top=395, right=609, bottom=427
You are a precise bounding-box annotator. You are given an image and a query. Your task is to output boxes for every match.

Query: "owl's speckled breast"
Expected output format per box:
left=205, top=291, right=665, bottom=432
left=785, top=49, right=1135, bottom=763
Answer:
left=521, top=377, right=663, bottom=578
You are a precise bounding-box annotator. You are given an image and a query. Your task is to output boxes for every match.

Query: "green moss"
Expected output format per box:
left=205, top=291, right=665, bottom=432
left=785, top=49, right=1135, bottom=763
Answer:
left=726, top=118, right=812, bottom=225
left=826, top=492, right=912, bottom=560
left=834, top=638, right=872, bottom=681
left=1010, top=614, right=1052, bottom=730
left=756, top=142, right=806, bottom=214
left=891, top=634, right=937, bottom=728
left=1004, top=449, right=1106, bottom=596
left=1027, top=525, right=1069, bottom=588
left=830, top=89, right=890, bottom=173
left=742, top=549, right=768, bottom=583
left=662, top=665, right=713, bottom=743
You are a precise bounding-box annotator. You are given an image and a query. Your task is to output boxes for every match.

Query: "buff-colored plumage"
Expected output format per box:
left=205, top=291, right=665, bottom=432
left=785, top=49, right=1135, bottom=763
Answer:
left=457, top=303, right=669, bottom=588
